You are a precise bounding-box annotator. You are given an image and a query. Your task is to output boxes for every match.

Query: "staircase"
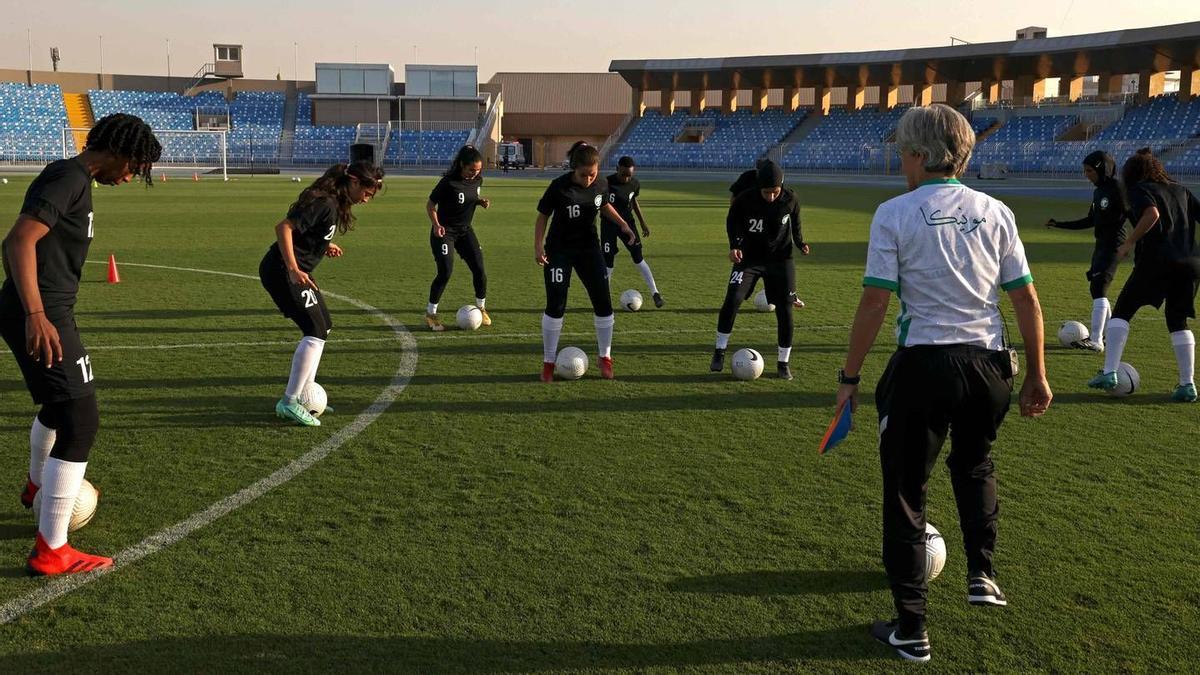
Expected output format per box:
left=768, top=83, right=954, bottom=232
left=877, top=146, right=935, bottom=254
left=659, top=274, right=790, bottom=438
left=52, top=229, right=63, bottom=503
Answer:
left=62, top=92, right=94, bottom=153
left=976, top=119, right=1004, bottom=142
left=279, top=90, right=298, bottom=164
left=1157, top=136, right=1200, bottom=164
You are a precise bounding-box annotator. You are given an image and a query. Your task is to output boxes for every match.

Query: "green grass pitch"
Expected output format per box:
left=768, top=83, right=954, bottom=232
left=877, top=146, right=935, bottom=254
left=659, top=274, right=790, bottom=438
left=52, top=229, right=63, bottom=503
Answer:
left=0, top=172, right=1194, bottom=672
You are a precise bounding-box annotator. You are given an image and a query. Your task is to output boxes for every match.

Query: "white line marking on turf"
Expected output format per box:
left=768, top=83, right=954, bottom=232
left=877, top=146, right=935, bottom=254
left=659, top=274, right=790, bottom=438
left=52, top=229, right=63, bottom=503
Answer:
left=0, top=261, right=418, bottom=625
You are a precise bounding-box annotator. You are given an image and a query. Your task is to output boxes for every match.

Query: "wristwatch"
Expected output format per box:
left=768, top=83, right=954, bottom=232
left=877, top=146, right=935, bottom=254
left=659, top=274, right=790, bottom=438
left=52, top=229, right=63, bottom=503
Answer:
left=837, top=369, right=861, bottom=385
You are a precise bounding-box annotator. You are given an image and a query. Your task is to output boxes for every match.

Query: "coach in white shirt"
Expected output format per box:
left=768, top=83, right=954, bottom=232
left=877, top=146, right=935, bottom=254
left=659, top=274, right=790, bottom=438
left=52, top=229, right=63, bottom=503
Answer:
left=835, top=104, right=1052, bottom=662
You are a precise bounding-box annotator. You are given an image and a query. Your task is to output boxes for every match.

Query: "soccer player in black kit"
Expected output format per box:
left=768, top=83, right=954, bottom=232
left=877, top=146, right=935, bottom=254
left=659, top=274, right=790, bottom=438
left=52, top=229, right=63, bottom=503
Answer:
left=1046, top=150, right=1129, bottom=352
left=535, top=142, right=636, bottom=382
left=425, top=145, right=492, bottom=331
left=602, top=156, right=663, bottom=307
left=711, top=161, right=810, bottom=380
left=1089, top=149, right=1200, bottom=402
left=260, top=161, right=383, bottom=426
left=1, top=113, right=161, bottom=576
left=729, top=159, right=805, bottom=309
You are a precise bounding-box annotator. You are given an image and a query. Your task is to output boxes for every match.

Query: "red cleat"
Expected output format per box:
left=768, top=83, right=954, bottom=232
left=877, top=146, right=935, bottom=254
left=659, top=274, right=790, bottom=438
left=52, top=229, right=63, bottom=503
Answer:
left=540, top=361, right=555, bottom=383
left=26, top=533, right=113, bottom=577
left=20, top=478, right=37, bottom=509
left=599, top=356, right=614, bottom=380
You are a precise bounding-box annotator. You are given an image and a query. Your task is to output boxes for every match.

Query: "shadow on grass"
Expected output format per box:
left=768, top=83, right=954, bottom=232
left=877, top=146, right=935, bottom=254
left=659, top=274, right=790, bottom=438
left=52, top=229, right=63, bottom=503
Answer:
left=389, top=389, right=835, bottom=414
left=0, top=627, right=886, bottom=671
left=667, top=569, right=886, bottom=596
left=0, top=521, right=33, bottom=541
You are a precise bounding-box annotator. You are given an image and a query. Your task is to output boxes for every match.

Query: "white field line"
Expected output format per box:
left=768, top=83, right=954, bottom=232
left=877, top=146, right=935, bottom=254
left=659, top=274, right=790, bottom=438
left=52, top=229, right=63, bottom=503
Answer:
left=0, top=261, right=418, bottom=624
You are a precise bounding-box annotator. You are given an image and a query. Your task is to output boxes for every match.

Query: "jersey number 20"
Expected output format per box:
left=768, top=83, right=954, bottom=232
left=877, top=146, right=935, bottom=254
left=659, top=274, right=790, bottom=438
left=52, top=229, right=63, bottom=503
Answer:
left=301, top=289, right=318, bottom=308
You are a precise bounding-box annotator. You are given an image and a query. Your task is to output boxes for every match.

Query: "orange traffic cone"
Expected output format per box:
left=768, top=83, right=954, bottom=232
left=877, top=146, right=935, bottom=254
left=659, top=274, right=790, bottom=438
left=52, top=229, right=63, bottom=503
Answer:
left=106, top=254, right=120, bottom=284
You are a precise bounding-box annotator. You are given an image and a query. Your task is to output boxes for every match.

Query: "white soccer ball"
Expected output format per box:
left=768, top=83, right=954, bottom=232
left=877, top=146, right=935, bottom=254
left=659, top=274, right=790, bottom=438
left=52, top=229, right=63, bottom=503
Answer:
left=753, top=289, right=774, bottom=312
left=1057, top=320, right=1089, bottom=347
left=32, top=478, right=99, bottom=532
left=731, top=348, right=765, bottom=381
left=1, top=178, right=8, bottom=184
left=1108, top=362, right=1140, bottom=398
left=925, top=522, right=947, bottom=582
left=456, top=305, right=483, bottom=330
left=298, top=381, right=328, bottom=417
left=620, top=289, right=643, bottom=312
left=555, top=346, right=588, bottom=380
left=291, top=176, right=301, bottom=182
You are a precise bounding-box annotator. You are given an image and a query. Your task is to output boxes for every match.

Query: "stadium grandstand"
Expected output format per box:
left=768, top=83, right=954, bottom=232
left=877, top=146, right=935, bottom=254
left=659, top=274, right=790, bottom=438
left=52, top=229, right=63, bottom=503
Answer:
left=2, top=22, right=1200, bottom=176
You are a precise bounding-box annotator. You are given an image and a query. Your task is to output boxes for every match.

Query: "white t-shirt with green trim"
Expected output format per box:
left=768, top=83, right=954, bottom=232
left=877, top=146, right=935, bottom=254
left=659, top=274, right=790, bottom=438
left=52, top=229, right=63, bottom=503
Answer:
left=863, top=179, right=1032, bottom=350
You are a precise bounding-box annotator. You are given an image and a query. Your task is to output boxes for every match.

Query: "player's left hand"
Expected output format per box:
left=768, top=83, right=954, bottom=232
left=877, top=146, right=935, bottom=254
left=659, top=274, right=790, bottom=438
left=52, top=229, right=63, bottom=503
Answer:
left=326, top=243, right=344, bottom=258
left=640, top=223, right=651, bottom=238
left=623, top=226, right=637, bottom=245
left=479, top=198, right=491, bottom=209
left=800, top=243, right=811, bottom=256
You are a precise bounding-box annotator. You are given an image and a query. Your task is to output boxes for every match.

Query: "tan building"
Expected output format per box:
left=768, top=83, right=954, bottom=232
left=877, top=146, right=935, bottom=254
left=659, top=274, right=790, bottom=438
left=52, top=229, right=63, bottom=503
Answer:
left=486, top=72, right=629, bottom=166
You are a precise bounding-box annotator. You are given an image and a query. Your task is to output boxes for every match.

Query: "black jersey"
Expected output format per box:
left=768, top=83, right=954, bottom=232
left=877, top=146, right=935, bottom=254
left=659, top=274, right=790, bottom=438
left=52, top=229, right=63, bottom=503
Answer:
left=1128, top=181, right=1199, bottom=266
left=537, top=172, right=608, bottom=251
left=727, top=187, right=803, bottom=263
left=603, top=174, right=640, bottom=224
left=0, top=158, right=94, bottom=309
left=729, top=169, right=757, bottom=198
left=1053, top=180, right=1129, bottom=246
left=264, top=195, right=338, bottom=273
left=429, top=174, right=484, bottom=230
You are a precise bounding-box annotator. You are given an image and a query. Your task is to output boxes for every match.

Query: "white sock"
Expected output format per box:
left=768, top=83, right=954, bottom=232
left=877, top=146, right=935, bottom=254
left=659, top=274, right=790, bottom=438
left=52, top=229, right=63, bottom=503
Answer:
left=29, top=417, right=55, bottom=486
left=1104, top=318, right=1130, bottom=374
left=427, top=302, right=438, bottom=315
left=39, top=458, right=86, bottom=548
left=475, top=297, right=486, bottom=309
left=595, top=314, right=615, bottom=358
left=285, top=336, right=325, bottom=402
left=542, top=314, right=563, bottom=363
left=778, top=346, right=792, bottom=363
left=1091, top=298, right=1111, bottom=348
left=606, top=267, right=614, bottom=281
left=1171, top=330, right=1195, bottom=386
left=716, top=332, right=731, bottom=350
left=635, top=261, right=659, bottom=295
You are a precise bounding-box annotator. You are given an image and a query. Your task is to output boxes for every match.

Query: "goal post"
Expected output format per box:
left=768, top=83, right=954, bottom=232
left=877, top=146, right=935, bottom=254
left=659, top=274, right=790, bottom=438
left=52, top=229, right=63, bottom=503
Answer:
left=62, top=127, right=228, bottom=181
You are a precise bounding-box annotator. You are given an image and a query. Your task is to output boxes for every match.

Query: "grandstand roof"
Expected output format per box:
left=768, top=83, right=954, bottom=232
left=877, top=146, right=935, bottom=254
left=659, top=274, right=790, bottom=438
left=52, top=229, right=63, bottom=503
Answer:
left=610, top=21, right=1200, bottom=90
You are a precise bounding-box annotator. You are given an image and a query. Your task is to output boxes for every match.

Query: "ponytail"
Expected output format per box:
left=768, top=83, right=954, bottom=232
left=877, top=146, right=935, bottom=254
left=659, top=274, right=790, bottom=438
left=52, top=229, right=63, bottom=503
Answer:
left=289, top=160, right=385, bottom=234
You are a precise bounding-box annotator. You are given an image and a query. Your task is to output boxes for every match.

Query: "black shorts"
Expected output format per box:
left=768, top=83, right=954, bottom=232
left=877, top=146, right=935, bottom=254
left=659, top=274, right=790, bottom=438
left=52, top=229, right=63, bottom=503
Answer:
left=1086, top=245, right=1120, bottom=284
left=544, top=245, right=612, bottom=318
left=601, top=217, right=643, bottom=266
left=1113, top=264, right=1198, bottom=321
left=259, top=254, right=332, bottom=339
left=0, top=300, right=95, bottom=405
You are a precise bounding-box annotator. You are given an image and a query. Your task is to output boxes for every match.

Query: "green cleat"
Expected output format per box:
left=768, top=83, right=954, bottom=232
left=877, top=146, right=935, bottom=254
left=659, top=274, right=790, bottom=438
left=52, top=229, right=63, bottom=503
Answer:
left=275, top=398, right=321, bottom=426
left=1171, top=383, right=1197, bottom=403
left=1087, top=370, right=1118, bottom=391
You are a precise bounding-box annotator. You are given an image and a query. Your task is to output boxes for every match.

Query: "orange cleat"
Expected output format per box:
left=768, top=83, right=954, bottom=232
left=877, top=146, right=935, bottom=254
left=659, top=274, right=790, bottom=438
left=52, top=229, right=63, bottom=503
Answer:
left=599, top=356, right=614, bottom=380
left=26, top=533, right=113, bottom=577
left=20, top=478, right=37, bottom=509
left=540, top=362, right=555, bottom=383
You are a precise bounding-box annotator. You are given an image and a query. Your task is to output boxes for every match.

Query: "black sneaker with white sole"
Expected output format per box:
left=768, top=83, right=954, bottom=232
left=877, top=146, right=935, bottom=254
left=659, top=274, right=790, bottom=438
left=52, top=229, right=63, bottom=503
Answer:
left=967, top=573, right=1008, bottom=606
left=653, top=292, right=665, bottom=308
left=870, top=619, right=931, bottom=663
left=777, top=362, right=793, bottom=380
left=710, top=348, right=726, bottom=372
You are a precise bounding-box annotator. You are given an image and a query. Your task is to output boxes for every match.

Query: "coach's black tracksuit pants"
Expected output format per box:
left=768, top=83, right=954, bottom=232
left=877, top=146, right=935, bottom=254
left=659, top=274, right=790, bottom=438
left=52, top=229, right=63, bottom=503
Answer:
left=875, top=344, right=1013, bottom=634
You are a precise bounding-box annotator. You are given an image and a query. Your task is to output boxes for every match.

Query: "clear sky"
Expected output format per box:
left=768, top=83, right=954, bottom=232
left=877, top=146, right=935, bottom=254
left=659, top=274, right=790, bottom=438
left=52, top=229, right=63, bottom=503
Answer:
left=1, top=1, right=1197, bottom=82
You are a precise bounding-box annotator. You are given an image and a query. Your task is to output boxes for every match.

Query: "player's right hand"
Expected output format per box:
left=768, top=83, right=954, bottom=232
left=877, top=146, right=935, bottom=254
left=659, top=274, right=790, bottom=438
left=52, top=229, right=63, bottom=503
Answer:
left=288, top=268, right=318, bottom=290
left=1019, top=375, right=1052, bottom=417
left=729, top=249, right=743, bottom=263
left=26, top=314, right=62, bottom=366
left=535, top=245, right=548, bottom=266
left=434, top=224, right=446, bottom=238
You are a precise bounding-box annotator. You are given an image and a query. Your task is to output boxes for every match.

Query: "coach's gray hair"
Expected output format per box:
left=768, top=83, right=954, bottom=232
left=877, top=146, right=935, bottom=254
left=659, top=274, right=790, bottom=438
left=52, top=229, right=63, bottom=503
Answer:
left=895, top=104, right=975, bottom=176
